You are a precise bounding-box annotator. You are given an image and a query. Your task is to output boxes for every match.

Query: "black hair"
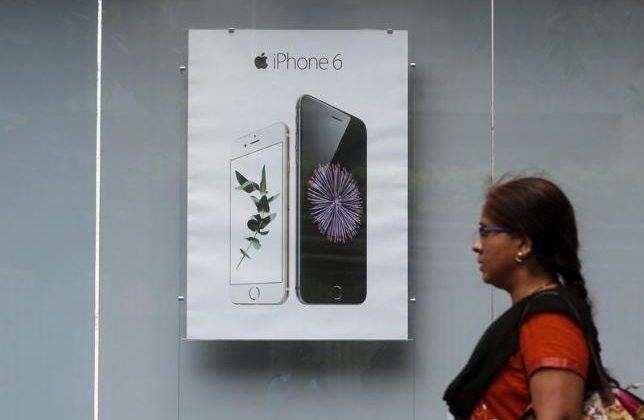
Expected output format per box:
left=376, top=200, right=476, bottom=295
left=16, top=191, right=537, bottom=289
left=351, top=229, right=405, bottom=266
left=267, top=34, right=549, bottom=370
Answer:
left=484, top=176, right=591, bottom=306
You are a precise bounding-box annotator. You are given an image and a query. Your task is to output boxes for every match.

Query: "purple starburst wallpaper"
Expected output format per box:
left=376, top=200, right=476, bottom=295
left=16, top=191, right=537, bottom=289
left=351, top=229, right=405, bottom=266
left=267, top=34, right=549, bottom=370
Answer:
left=306, top=163, right=363, bottom=243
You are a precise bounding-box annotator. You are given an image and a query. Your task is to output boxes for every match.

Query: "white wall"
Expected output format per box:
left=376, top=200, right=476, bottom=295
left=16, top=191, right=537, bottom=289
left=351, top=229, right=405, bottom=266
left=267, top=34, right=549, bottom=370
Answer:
left=0, top=1, right=96, bottom=419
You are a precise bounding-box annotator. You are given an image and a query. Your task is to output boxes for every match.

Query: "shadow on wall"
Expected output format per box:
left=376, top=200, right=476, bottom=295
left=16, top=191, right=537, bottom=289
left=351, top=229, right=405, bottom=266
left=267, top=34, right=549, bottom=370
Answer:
left=507, top=0, right=644, bottom=115
left=186, top=341, right=412, bottom=419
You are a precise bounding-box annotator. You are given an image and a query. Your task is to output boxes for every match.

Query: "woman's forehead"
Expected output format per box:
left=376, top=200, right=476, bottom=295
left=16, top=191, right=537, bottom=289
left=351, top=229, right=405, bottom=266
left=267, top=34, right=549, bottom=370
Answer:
left=479, top=207, right=494, bottom=224
left=479, top=215, right=494, bottom=225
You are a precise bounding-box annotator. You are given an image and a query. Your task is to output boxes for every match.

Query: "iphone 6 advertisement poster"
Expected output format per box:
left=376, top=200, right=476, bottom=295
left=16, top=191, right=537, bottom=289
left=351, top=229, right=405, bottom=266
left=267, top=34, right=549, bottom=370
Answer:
left=187, top=29, right=407, bottom=339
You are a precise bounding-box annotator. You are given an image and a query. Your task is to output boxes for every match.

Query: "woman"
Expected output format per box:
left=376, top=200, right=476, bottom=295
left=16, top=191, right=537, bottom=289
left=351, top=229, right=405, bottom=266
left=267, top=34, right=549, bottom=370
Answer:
left=444, top=176, right=603, bottom=419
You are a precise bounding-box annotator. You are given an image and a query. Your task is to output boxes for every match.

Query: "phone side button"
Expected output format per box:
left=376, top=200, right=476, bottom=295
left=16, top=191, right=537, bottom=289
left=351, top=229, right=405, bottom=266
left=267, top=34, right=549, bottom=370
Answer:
left=249, top=287, right=260, bottom=301
left=331, top=285, right=342, bottom=301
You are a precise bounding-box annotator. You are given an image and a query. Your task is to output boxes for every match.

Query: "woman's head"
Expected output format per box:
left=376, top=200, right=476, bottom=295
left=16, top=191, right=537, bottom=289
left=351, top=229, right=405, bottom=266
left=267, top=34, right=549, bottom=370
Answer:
left=473, top=176, right=589, bottom=302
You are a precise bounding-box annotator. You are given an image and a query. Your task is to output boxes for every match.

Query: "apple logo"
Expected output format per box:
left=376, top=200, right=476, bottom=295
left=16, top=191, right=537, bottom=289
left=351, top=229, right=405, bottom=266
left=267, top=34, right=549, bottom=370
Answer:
left=254, top=52, right=268, bottom=69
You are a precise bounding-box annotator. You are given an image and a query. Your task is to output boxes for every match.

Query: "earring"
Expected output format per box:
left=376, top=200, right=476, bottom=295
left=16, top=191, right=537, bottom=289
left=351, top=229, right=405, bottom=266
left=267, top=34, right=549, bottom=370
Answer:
left=515, top=251, right=525, bottom=264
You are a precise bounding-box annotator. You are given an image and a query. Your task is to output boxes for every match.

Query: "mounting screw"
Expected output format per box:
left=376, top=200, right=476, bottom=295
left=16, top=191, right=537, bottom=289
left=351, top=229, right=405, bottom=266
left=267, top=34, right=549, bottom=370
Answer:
left=228, top=27, right=235, bottom=34
left=409, top=62, right=416, bottom=68
left=386, top=28, right=393, bottom=34
left=177, top=295, right=185, bottom=301
left=179, top=65, right=186, bottom=73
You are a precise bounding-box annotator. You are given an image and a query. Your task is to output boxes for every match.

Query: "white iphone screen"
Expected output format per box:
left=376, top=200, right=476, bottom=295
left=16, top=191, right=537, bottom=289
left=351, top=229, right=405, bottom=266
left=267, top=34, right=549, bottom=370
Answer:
left=229, top=142, right=283, bottom=285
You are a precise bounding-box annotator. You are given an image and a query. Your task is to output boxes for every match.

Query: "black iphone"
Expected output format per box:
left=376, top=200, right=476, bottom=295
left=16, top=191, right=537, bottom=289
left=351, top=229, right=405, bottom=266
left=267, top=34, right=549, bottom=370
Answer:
left=296, top=95, right=367, bottom=304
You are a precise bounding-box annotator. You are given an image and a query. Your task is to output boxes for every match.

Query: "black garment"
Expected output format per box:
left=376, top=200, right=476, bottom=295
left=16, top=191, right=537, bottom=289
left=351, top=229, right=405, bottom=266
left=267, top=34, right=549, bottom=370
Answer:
left=443, top=286, right=600, bottom=419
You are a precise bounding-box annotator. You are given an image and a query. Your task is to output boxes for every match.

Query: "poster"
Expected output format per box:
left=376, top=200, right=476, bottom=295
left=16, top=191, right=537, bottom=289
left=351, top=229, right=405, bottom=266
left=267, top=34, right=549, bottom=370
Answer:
left=187, top=29, right=408, bottom=339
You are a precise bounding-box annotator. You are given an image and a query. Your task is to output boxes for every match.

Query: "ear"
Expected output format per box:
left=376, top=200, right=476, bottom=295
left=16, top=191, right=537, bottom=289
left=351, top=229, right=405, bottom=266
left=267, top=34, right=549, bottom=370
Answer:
left=516, top=234, right=533, bottom=258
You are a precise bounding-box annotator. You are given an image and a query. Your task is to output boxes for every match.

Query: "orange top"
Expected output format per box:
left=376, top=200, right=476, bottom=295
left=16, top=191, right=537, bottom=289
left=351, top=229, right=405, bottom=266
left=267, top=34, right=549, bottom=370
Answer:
left=470, top=312, right=590, bottom=420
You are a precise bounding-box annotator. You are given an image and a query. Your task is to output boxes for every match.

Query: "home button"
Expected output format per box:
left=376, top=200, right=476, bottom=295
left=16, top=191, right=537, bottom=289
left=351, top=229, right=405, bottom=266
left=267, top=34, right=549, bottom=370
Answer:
left=249, top=287, right=260, bottom=301
left=331, top=285, right=342, bottom=301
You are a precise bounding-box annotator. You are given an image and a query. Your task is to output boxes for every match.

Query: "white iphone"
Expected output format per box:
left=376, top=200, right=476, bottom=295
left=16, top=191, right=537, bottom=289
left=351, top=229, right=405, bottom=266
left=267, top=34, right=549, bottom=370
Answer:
left=229, top=122, right=289, bottom=304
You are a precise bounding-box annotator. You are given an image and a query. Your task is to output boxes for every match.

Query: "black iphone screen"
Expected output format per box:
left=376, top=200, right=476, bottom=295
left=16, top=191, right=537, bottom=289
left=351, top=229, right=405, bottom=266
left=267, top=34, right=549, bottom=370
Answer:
left=297, top=95, right=367, bottom=304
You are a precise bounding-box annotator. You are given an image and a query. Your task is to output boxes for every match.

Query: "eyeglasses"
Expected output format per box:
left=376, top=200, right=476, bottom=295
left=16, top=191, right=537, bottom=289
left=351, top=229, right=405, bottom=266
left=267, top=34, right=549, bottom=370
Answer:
left=477, top=225, right=513, bottom=238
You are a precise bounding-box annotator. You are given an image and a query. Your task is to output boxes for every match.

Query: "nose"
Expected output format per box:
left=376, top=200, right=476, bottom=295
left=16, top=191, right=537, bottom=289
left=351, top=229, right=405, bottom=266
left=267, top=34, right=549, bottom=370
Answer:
left=472, top=236, right=482, bottom=254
